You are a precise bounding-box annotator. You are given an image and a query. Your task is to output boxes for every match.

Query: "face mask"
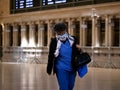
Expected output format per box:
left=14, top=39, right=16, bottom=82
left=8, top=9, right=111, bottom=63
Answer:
left=56, top=32, right=68, bottom=41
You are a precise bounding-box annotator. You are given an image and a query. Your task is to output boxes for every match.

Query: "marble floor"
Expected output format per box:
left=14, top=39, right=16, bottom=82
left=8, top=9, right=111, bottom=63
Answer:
left=0, top=62, right=120, bottom=90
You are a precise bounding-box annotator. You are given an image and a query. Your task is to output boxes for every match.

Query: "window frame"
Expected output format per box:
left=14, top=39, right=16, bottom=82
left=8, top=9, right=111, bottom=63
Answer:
left=15, top=0, right=33, bottom=9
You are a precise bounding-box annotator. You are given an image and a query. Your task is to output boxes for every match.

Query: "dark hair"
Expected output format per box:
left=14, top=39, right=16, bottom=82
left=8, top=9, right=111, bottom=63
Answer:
left=53, top=22, right=67, bottom=32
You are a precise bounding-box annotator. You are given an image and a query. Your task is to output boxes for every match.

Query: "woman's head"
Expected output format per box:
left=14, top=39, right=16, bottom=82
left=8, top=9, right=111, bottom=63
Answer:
left=53, top=22, right=67, bottom=35
left=54, top=22, right=68, bottom=41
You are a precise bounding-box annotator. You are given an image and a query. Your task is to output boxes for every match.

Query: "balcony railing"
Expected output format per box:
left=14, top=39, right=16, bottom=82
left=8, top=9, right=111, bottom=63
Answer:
left=1, top=46, right=120, bottom=69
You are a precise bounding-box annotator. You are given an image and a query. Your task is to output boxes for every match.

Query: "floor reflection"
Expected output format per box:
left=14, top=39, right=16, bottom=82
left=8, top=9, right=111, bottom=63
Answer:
left=1, top=62, right=120, bottom=90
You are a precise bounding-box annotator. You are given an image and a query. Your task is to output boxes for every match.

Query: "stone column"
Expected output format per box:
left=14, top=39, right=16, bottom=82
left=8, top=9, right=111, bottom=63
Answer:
left=20, top=23, right=28, bottom=47
left=3, top=24, right=7, bottom=47
left=13, top=24, right=19, bottom=46
left=82, top=18, right=87, bottom=46
left=79, top=17, right=83, bottom=46
left=47, top=20, right=54, bottom=46
left=38, top=22, right=45, bottom=47
left=108, top=16, right=114, bottom=46
left=4, top=24, right=10, bottom=47
left=105, top=15, right=109, bottom=47
left=92, top=16, right=97, bottom=46
left=29, top=22, right=36, bottom=47
left=95, top=18, right=101, bottom=47
left=68, top=18, right=74, bottom=35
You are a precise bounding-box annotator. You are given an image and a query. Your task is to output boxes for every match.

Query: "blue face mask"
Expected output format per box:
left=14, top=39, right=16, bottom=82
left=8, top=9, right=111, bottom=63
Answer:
left=56, top=32, right=68, bottom=41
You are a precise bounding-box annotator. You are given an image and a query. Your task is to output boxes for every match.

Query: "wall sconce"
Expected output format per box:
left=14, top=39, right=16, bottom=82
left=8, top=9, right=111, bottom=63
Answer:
left=71, top=24, right=76, bottom=29
left=91, top=8, right=99, bottom=18
left=50, top=23, right=55, bottom=30
left=108, top=19, right=114, bottom=27
left=81, top=23, right=87, bottom=30
left=40, top=25, right=44, bottom=30
left=96, top=19, right=101, bottom=28
left=96, top=23, right=100, bottom=28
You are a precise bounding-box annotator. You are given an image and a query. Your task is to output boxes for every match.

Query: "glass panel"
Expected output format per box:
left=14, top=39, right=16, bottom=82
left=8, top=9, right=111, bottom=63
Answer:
left=100, top=20, right=105, bottom=46
left=26, top=25, right=29, bottom=43
left=73, top=21, right=80, bottom=44
left=9, top=26, right=13, bottom=46
left=16, top=0, right=33, bottom=9
left=16, top=0, right=19, bottom=9
left=113, top=18, right=119, bottom=46
left=55, top=0, right=66, bottom=3
left=26, top=0, right=33, bottom=8
left=0, top=25, right=2, bottom=46
left=19, top=0, right=25, bottom=8
left=86, top=20, right=92, bottom=46
left=42, top=0, right=67, bottom=5
left=35, top=24, right=38, bottom=45
left=44, top=24, right=48, bottom=46
left=18, top=25, right=21, bottom=46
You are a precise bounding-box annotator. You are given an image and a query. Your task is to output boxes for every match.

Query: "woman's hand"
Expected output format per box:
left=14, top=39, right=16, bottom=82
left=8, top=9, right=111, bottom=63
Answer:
left=76, top=44, right=83, bottom=53
left=76, top=44, right=81, bottom=50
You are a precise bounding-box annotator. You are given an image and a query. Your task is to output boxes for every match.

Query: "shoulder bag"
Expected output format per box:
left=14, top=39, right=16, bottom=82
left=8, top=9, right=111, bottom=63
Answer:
left=74, top=52, right=91, bottom=70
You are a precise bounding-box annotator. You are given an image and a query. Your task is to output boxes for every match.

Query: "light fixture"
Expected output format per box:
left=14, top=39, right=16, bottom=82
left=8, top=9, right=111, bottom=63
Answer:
left=81, top=20, right=87, bottom=30
left=71, top=24, right=76, bottom=29
left=96, top=19, right=101, bottom=28
left=50, top=23, right=54, bottom=30
left=81, top=23, right=87, bottom=30
left=108, top=18, right=114, bottom=27
left=91, top=8, right=99, bottom=18
left=40, top=25, right=44, bottom=30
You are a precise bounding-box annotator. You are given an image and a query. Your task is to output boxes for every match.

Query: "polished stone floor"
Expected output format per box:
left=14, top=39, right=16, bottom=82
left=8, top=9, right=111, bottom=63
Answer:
left=0, top=62, right=120, bottom=90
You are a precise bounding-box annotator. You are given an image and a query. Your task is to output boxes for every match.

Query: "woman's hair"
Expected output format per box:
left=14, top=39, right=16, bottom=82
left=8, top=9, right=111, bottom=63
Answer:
left=53, top=22, right=67, bottom=32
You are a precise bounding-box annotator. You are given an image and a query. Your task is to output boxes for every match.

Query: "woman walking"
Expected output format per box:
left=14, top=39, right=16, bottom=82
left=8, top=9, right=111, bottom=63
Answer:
left=46, top=22, right=80, bottom=90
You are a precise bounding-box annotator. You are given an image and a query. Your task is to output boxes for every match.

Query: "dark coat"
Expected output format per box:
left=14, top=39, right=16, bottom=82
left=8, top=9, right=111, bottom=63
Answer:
left=46, top=36, right=79, bottom=75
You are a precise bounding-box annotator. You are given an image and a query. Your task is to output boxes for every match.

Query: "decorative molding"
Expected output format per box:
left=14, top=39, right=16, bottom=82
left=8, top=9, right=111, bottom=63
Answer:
left=1, top=2, right=120, bottom=24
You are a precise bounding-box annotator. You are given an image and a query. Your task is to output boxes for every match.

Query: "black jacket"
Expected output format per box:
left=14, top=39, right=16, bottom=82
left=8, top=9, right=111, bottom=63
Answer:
left=46, top=36, right=79, bottom=75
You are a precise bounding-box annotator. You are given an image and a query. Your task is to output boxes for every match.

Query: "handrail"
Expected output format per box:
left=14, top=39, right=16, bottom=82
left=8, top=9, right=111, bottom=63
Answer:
left=1, top=46, right=120, bottom=68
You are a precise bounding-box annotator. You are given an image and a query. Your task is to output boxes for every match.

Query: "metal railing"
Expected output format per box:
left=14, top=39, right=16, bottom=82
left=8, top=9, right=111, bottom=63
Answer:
left=81, top=46, right=120, bottom=69
left=1, top=46, right=120, bottom=68
left=2, top=46, right=48, bottom=64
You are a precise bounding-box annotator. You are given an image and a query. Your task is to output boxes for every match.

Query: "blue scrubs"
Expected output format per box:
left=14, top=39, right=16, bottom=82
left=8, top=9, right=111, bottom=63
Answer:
left=55, top=40, right=76, bottom=90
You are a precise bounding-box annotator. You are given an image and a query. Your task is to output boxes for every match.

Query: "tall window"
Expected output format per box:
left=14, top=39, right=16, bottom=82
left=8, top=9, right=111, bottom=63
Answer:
left=0, top=25, right=3, bottom=58
left=73, top=21, right=80, bottom=44
left=86, top=20, right=92, bottom=46
left=16, top=0, right=33, bottom=9
left=113, top=18, right=119, bottom=46
left=0, top=25, right=2, bottom=46
left=26, top=0, right=33, bottom=8
left=42, top=0, right=66, bottom=5
left=10, top=0, right=95, bottom=14
left=100, top=20, right=105, bottom=46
